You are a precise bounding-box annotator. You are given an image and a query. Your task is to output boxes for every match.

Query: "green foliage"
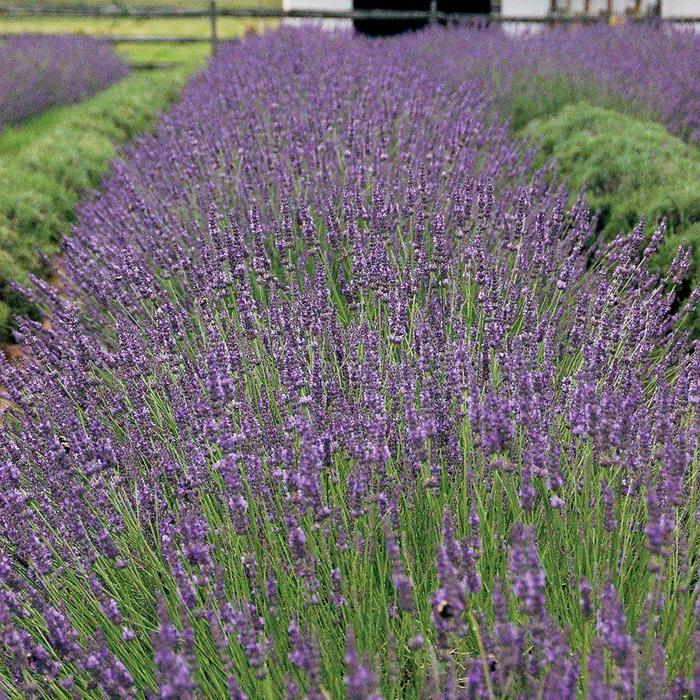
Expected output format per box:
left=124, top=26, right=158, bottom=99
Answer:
left=525, top=104, right=700, bottom=236
left=499, top=73, right=634, bottom=133
left=116, top=41, right=212, bottom=65
left=0, top=14, right=276, bottom=69
left=0, top=67, right=192, bottom=341
left=525, top=103, right=700, bottom=330
left=0, top=17, right=273, bottom=40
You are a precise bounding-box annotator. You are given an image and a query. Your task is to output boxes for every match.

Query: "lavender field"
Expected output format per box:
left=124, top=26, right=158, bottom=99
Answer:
left=424, top=24, right=700, bottom=143
left=0, top=35, right=128, bottom=130
left=0, top=25, right=698, bottom=699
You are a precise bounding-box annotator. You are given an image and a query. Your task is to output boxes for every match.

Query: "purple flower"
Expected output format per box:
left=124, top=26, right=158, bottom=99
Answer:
left=386, top=530, right=414, bottom=613
left=579, top=578, right=593, bottom=620
left=509, top=524, right=546, bottom=620
left=345, top=630, right=382, bottom=700
left=287, top=619, right=323, bottom=700
left=152, top=598, right=197, bottom=699
left=596, top=582, right=635, bottom=696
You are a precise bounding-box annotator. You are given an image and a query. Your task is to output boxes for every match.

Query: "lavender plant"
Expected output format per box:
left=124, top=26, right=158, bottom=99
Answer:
left=411, top=23, right=700, bottom=144
left=0, top=35, right=128, bottom=130
left=0, top=28, right=698, bottom=698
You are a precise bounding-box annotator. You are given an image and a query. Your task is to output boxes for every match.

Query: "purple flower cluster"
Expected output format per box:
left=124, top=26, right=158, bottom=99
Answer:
left=412, top=23, right=700, bottom=143
left=0, top=27, right=697, bottom=698
left=0, top=34, right=128, bottom=129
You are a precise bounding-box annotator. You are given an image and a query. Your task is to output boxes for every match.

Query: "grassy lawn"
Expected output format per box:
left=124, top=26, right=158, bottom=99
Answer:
left=0, top=66, right=196, bottom=340
left=2, top=0, right=280, bottom=7
left=0, top=16, right=277, bottom=39
left=115, top=41, right=212, bottom=64
left=0, top=15, right=279, bottom=65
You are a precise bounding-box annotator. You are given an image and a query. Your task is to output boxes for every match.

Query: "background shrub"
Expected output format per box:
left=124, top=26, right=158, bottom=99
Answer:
left=526, top=103, right=700, bottom=331
left=0, top=34, right=128, bottom=130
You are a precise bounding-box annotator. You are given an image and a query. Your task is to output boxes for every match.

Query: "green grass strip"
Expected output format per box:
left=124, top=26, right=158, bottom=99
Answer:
left=0, top=65, right=195, bottom=341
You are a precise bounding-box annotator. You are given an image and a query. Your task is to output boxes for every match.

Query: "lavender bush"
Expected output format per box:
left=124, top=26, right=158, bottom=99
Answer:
left=0, top=35, right=128, bottom=130
left=0, top=28, right=698, bottom=698
left=411, top=23, right=700, bottom=143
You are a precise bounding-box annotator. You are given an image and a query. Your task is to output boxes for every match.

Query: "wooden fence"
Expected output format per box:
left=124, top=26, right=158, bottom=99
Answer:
left=1, top=3, right=698, bottom=69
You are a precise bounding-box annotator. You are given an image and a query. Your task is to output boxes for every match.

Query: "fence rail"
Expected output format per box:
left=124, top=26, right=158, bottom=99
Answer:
left=1, top=3, right=698, bottom=69
left=1, top=3, right=699, bottom=20
left=0, top=33, right=211, bottom=42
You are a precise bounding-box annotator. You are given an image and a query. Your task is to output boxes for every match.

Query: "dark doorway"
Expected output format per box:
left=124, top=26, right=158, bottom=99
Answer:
left=353, top=0, right=428, bottom=36
left=353, top=1, right=492, bottom=36
left=438, top=0, right=491, bottom=15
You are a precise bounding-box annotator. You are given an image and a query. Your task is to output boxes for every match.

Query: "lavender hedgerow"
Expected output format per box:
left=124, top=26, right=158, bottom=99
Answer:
left=0, top=27, right=698, bottom=698
left=0, top=35, right=128, bottom=130
left=408, top=23, right=700, bottom=144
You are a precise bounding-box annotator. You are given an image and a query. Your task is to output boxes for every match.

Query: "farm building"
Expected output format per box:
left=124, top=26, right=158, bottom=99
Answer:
left=351, top=1, right=490, bottom=34
left=282, top=0, right=697, bottom=29
left=282, top=0, right=491, bottom=33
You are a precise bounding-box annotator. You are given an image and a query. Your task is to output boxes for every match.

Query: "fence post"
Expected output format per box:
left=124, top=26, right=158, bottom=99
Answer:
left=210, top=0, right=218, bottom=57
left=429, top=0, right=437, bottom=24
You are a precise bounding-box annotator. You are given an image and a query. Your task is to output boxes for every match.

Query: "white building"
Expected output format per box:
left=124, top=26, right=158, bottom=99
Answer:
left=500, top=0, right=550, bottom=17
left=282, top=0, right=352, bottom=13
left=283, top=0, right=697, bottom=20
left=282, top=0, right=353, bottom=29
left=660, top=0, right=699, bottom=17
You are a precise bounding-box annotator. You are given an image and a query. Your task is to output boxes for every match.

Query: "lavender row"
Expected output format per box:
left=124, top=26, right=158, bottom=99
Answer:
left=409, top=23, right=700, bottom=143
left=0, top=35, right=128, bottom=130
left=0, top=28, right=698, bottom=698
